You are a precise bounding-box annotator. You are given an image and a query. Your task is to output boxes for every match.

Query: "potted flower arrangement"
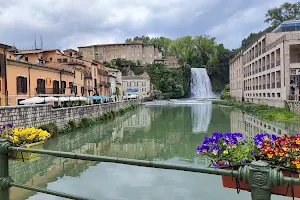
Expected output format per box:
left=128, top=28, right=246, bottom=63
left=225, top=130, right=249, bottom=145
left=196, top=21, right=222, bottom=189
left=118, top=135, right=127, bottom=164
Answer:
left=0, top=124, right=51, bottom=160
left=197, top=132, right=300, bottom=197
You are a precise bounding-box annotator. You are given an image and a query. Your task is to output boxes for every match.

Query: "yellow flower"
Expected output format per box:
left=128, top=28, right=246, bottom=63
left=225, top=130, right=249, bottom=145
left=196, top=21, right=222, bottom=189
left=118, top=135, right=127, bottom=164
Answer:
left=13, top=136, right=19, bottom=143
left=231, top=145, right=237, bottom=149
left=223, top=150, right=229, bottom=155
left=13, top=128, right=19, bottom=135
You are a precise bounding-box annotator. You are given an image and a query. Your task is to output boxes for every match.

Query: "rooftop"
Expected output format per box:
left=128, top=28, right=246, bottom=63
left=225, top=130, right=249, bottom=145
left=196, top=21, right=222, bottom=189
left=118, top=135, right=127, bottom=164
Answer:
left=0, top=43, right=12, bottom=49
left=15, top=49, right=63, bottom=55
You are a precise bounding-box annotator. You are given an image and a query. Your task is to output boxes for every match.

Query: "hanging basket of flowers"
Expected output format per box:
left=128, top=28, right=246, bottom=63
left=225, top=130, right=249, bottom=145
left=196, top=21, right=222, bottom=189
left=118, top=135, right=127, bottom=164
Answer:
left=197, top=132, right=300, bottom=198
left=0, top=124, right=51, bottom=160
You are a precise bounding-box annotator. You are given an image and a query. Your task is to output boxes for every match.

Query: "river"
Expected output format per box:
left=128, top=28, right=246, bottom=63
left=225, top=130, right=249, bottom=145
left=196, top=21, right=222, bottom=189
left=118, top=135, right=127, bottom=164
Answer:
left=9, top=100, right=298, bottom=200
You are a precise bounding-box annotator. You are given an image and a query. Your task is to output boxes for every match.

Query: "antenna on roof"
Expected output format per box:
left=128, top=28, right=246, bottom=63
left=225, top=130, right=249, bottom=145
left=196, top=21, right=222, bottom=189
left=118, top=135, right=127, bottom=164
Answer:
left=40, top=35, right=43, bottom=49
left=34, top=37, right=37, bottom=50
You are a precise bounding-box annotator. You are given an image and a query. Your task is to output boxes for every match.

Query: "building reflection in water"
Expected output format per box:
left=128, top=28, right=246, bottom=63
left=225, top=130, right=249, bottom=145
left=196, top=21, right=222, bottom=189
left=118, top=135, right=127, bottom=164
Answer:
left=190, top=101, right=212, bottom=133
left=10, top=105, right=209, bottom=200
left=230, top=109, right=292, bottom=140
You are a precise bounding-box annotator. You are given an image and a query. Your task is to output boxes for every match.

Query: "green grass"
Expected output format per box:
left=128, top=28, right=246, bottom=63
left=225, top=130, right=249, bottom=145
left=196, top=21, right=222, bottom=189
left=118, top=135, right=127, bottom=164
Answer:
left=213, top=100, right=300, bottom=123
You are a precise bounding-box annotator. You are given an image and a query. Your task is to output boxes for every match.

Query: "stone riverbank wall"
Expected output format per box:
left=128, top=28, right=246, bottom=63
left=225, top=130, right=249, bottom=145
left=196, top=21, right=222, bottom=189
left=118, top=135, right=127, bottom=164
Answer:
left=286, top=100, right=300, bottom=115
left=0, top=100, right=140, bottom=128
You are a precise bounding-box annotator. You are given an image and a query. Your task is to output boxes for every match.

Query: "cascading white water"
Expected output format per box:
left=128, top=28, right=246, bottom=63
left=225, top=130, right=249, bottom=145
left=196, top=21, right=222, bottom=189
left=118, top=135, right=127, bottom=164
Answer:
left=191, top=102, right=212, bottom=133
left=190, top=68, right=216, bottom=98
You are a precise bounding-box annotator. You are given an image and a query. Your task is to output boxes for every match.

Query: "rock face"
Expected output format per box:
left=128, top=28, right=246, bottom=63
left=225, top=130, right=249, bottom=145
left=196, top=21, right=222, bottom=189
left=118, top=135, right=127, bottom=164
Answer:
left=0, top=100, right=140, bottom=128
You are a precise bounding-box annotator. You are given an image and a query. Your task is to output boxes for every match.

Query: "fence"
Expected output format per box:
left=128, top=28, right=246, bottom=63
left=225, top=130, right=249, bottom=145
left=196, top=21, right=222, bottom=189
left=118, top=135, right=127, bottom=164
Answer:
left=0, top=139, right=299, bottom=200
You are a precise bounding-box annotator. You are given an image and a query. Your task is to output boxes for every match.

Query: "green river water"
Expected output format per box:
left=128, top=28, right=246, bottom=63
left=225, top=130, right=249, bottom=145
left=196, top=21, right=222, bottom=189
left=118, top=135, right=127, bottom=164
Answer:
left=8, top=100, right=299, bottom=200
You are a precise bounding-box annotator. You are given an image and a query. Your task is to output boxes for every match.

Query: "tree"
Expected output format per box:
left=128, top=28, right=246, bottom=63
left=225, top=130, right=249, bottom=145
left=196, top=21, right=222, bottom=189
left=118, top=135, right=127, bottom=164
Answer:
left=265, top=2, right=300, bottom=26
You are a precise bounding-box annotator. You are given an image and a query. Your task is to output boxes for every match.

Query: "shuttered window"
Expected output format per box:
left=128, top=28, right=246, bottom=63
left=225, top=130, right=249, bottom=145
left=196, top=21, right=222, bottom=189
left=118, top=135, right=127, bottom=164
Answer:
left=16, top=76, right=27, bottom=94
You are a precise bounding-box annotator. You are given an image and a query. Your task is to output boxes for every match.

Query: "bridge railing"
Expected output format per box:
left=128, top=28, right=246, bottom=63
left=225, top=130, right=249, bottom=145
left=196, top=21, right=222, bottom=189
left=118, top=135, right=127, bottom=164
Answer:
left=0, top=139, right=299, bottom=200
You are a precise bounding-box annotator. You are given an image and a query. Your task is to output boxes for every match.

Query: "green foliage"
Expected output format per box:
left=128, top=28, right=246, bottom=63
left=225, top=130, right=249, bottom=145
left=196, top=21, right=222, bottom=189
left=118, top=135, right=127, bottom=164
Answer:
left=38, top=123, right=59, bottom=137
left=68, top=120, right=77, bottom=131
left=265, top=2, right=300, bottom=26
left=146, top=63, right=189, bottom=98
left=58, top=104, right=139, bottom=134
left=213, top=100, right=300, bottom=123
left=220, top=84, right=232, bottom=100
left=125, top=35, right=232, bottom=92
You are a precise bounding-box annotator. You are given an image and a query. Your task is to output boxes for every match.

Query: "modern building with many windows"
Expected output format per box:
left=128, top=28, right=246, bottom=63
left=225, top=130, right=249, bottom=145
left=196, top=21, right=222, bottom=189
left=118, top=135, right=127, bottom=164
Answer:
left=230, top=20, right=300, bottom=107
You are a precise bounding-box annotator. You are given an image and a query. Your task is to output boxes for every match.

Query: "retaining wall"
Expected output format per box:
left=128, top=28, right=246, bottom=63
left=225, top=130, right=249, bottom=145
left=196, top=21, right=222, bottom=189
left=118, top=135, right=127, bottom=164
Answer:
left=0, top=100, right=140, bottom=128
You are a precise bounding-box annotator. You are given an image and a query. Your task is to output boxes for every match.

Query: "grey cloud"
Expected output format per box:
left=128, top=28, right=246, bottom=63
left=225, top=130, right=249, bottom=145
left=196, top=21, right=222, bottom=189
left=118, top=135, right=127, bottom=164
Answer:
left=0, top=0, right=297, bottom=50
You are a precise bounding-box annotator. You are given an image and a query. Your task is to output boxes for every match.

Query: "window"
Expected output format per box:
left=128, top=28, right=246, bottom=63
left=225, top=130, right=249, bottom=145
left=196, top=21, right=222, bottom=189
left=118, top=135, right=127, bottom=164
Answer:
left=137, top=54, right=140, bottom=57
left=81, top=73, right=83, bottom=80
left=16, top=76, right=27, bottom=94
left=36, top=79, right=45, bottom=94
left=81, top=86, right=85, bottom=95
left=50, top=57, right=52, bottom=62
left=277, top=93, right=281, bottom=97
left=131, top=54, right=134, bottom=58
left=57, top=59, right=62, bottom=63
left=69, top=82, right=73, bottom=93
left=74, top=85, right=78, bottom=95
left=99, top=54, right=104, bottom=59
left=25, top=57, right=28, bottom=62
left=61, top=81, right=66, bottom=94
left=53, top=80, right=59, bottom=94
left=63, top=58, right=68, bottom=63
left=94, top=68, right=96, bottom=76
left=74, top=71, right=76, bottom=78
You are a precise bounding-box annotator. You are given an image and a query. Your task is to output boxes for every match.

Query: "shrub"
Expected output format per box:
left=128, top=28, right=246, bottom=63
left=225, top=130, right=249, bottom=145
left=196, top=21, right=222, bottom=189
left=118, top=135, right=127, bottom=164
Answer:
left=39, top=123, right=59, bottom=137
left=68, top=120, right=77, bottom=131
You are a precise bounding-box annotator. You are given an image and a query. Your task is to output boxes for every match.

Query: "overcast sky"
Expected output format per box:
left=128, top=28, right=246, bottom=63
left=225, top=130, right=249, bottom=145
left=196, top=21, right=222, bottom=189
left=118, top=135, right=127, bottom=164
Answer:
left=0, top=0, right=297, bottom=51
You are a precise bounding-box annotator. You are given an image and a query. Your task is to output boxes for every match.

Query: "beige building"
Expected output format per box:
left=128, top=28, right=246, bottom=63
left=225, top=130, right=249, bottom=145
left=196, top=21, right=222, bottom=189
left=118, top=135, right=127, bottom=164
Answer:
left=122, top=72, right=151, bottom=98
left=230, top=20, right=300, bottom=107
left=154, top=55, right=180, bottom=68
left=78, top=37, right=162, bottom=66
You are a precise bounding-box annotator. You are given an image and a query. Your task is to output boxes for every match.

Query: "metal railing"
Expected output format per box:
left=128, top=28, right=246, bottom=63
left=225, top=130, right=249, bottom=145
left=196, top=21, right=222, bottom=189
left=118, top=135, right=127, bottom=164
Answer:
left=1, top=140, right=300, bottom=200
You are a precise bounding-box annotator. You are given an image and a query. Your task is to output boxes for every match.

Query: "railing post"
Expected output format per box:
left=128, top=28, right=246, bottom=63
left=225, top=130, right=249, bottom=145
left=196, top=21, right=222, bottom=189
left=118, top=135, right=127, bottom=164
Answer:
left=238, top=160, right=284, bottom=200
left=248, top=161, right=272, bottom=200
left=0, top=139, right=10, bottom=200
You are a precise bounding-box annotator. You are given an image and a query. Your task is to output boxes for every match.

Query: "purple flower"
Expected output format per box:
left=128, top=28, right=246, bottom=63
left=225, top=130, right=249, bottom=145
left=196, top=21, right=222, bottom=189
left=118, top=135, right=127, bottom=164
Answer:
left=241, top=158, right=246, bottom=164
left=7, top=124, right=13, bottom=128
left=250, top=151, right=254, bottom=155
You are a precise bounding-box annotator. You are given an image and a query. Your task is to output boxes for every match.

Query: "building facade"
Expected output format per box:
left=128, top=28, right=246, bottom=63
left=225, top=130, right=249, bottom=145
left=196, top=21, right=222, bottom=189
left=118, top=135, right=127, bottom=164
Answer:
left=229, top=20, right=300, bottom=107
left=106, top=67, right=122, bottom=101
left=6, top=59, right=74, bottom=106
left=0, top=43, right=11, bottom=106
left=154, top=55, right=180, bottom=68
left=122, top=72, right=151, bottom=98
left=78, top=37, right=162, bottom=65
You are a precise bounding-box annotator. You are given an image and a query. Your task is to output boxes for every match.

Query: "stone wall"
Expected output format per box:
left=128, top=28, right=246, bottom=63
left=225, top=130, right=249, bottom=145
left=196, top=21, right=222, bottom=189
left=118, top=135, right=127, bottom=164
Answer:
left=286, top=100, right=300, bottom=115
left=0, top=100, right=140, bottom=128
left=248, top=98, right=286, bottom=108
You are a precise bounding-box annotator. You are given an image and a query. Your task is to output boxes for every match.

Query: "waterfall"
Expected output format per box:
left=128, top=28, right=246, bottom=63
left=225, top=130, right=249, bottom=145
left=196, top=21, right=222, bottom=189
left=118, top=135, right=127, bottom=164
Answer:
left=190, top=68, right=216, bottom=98
left=191, top=102, right=212, bottom=133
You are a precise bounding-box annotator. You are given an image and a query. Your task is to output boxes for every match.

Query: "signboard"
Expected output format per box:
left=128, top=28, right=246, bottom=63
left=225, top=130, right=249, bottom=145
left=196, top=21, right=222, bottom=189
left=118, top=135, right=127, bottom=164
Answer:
left=296, top=69, right=300, bottom=75
left=46, top=78, right=51, bottom=86
left=127, top=88, right=138, bottom=92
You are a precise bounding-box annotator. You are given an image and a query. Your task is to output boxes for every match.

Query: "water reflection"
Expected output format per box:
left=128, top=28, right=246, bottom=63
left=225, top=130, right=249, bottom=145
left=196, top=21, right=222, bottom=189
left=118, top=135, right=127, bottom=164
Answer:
left=191, top=102, right=212, bottom=133
left=8, top=103, right=290, bottom=200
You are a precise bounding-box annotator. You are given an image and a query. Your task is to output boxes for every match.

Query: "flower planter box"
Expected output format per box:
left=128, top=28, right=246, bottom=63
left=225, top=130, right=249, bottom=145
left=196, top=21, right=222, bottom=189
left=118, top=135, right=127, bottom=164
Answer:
left=222, top=167, right=250, bottom=191
left=222, top=168, right=300, bottom=198
left=9, top=141, right=44, bottom=160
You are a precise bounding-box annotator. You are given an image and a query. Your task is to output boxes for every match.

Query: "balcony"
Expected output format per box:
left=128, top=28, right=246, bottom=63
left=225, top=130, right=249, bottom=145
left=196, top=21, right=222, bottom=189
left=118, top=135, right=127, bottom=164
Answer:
left=256, top=86, right=258, bottom=90
left=84, top=72, right=92, bottom=79
left=277, top=82, right=281, bottom=88
left=276, top=60, right=280, bottom=66
left=267, top=84, right=270, bottom=89
left=259, top=85, right=262, bottom=90
left=262, top=48, right=266, bottom=53
left=255, top=53, right=258, bottom=57
left=262, top=66, right=265, bottom=71
left=263, top=85, right=266, bottom=89
left=98, top=69, right=108, bottom=75
left=255, top=69, right=258, bottom=74
left=259, top=68, right=261, bottom=72
left=36, top=88, right=66, bottom=94
left=253, top=86, right=255, bottom=90
left=271, top=62, right=275, bottom=68
left=272, top=83, right=275, bottom=88
left=87, top=86, right=93, bottom=91
left=267, top=64, right=270, bottom=70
